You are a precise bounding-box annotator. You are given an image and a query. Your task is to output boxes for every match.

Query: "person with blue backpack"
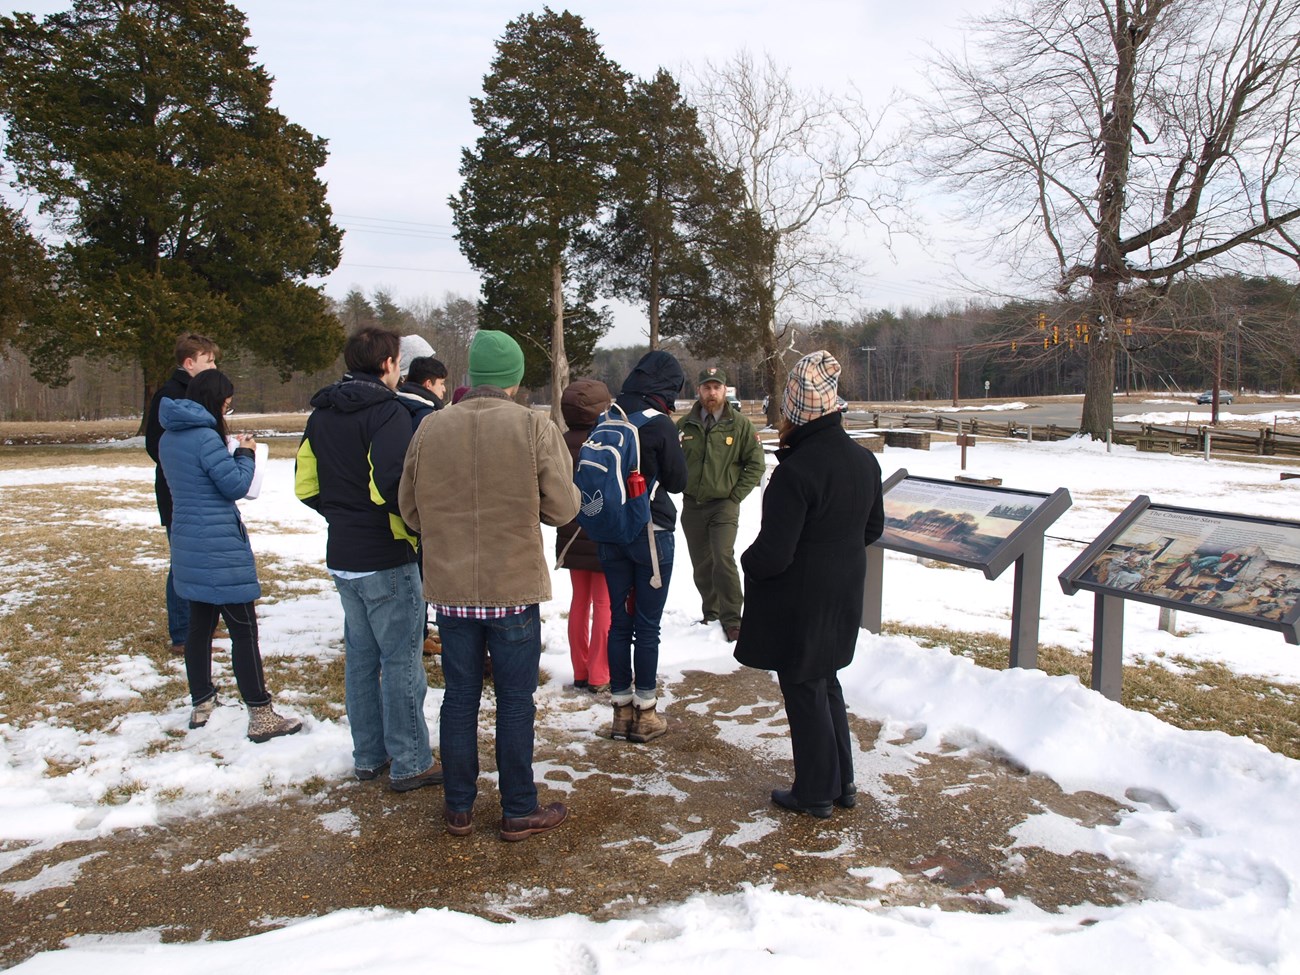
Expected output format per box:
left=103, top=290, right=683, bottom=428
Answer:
left=579, top=350, right=687, bottom=743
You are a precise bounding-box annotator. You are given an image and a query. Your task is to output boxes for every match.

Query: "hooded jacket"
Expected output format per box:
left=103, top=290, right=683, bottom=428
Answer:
left=614, top=351, right=688, bottom=531
left=395, top=380, right=442, bottom=431
left=295, top=373, right=419, bottom=572
left=158, top=397, right=260, bottom=605
left=555, top=378, right=612, bottom=573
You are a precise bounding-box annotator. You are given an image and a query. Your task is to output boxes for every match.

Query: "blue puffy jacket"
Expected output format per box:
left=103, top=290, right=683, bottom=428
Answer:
left=159, top=398, right=261, bottom=605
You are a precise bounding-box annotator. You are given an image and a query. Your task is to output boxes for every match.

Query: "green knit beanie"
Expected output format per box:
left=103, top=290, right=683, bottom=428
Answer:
left=468, top=330, right=525, bottom=389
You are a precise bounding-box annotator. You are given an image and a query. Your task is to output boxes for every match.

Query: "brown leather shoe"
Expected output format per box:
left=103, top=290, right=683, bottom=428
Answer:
left=499, top=801, right=568, bottom=842
left=390, top=763, right=444, bottom=792
left=169, top=643, right=185, bottom=656
left=724, top=625, right=741, bottom=643
left=445, top=806, right=473, bottom=836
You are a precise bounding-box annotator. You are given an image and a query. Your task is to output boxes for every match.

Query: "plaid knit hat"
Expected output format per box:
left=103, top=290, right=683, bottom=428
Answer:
left=783, top=350, right=841, bottom=426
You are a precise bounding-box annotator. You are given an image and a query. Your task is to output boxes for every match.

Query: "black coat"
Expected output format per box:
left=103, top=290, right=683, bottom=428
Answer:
left=145, top=368, right=193, bottom=527
left=734, top=412, right=884, bottom=682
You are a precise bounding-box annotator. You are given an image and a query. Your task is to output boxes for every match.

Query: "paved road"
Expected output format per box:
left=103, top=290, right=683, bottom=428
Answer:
left=849, top=396, right=1295, bottom=429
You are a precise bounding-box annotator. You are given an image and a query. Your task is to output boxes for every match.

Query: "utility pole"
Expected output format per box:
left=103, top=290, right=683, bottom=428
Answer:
left=857, top=346, right=875, bottom=402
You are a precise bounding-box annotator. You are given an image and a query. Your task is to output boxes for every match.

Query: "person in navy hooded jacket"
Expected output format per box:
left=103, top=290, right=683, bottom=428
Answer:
left=600, top=350, right=687, bottom=744
left=159, top=369, right=302, bottom=743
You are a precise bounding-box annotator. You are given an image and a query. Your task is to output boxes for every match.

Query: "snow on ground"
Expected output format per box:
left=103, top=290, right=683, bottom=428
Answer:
left=4, top=435, right=1300, bottom=973
left=929, top=401, right=1030, bottom=412
left=1115, top=408, right=1300, bottom=425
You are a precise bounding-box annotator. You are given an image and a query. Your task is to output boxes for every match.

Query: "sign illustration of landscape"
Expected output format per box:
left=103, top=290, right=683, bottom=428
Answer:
left=880, top=476, right=1054, bottom=570
left=1073, top=504, right=1300, bottom=628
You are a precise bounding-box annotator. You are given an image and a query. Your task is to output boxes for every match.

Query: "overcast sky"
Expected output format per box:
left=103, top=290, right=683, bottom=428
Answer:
left=3, top=1, right=1011, bottom=345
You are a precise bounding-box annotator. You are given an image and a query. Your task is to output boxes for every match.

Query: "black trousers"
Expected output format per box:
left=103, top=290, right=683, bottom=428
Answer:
left=776, top=670, right=854, bottom=805
left=185, top=600, right=270, bottom=707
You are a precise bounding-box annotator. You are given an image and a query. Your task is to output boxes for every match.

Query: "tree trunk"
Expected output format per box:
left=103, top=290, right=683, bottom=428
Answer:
left=1079, top=326, right=1117, bottom=439
left=648, top=239, right=660, bottom=350
left=550, top=261, right=569, bottom=429
left=136, top=381, right=157, bottom=436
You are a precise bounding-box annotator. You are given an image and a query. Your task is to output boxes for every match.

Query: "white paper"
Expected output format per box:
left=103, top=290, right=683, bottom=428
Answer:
left=226, top=437, right=269, bottom=500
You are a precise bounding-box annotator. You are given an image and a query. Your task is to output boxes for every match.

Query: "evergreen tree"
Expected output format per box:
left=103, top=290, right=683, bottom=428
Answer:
left=450, top=7, right=626, bottom=416
left=586, top=69, right=768, bottom=355
left=0, top=0, right=344, bottom=410
left=0, top=199, right=52, bottom=347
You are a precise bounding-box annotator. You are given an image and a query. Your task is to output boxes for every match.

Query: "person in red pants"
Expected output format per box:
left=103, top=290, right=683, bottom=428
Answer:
left=555, top=379, right=613, bottom=693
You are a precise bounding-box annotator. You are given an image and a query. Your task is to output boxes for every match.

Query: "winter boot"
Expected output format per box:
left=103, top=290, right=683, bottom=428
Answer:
left=189, top=695, right=219, bottom=729
left=247, top=703, right=303, bottom=743
left=628, top=702, right=667, bottom=743
left=610, top=702, right=634, bottom=740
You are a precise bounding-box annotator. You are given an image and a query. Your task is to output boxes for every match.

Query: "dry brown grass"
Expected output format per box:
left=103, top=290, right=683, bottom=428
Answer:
left=0, top=455, right=441, bottom=738
left=887, top=623, right=1300, bottom=760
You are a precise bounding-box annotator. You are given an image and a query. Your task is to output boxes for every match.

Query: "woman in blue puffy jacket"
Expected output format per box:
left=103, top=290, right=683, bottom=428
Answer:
left=159, top=370, right=301, bottom=743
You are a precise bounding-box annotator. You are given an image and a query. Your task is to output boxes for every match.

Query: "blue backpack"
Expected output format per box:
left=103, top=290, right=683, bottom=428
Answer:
left=570, top=403, right=667, bottom=589
left=574, top=403, right=657, bottom=545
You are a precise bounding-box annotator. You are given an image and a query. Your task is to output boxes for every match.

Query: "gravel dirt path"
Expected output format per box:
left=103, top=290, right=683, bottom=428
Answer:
left=1, top=667, right=1139, bottom=967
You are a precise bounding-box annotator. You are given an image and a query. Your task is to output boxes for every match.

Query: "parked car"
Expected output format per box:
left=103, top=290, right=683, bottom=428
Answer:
left=1196, top=390, right=1233, bottom=405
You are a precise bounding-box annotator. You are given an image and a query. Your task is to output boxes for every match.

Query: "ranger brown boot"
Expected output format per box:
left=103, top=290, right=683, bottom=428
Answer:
left=610, top=702, right=634, bottom=739
left=628, top=702, right=667, bottom=743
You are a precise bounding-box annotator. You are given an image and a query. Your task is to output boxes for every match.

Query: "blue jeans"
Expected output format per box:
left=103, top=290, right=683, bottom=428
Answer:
left=165, top=526, right=190, bottom=645
left=600, top=530, right=675, bottom=696
left=332, top=564, right=432, bottom=781
left=437, top=606, right=541, bottom=818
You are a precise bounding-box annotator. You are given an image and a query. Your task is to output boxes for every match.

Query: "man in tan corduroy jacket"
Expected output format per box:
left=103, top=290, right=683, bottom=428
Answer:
left=399, top=329, right=579, bottom=844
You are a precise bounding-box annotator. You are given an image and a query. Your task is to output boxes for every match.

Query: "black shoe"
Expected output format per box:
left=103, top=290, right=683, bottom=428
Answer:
left=354, top=758, right=392, bottom=782
left=835, top=782, right=858, bottom=808
left=573, top=678, right=589, bottom=691
left=771, top=788, right=833, bottom=819
left=390, top=764, right=444, bottom=792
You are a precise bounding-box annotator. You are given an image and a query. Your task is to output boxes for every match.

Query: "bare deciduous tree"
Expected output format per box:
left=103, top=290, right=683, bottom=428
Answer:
left=921, top=0, right=1300, bottom=437
left=690, top=51, right=906, bottom=423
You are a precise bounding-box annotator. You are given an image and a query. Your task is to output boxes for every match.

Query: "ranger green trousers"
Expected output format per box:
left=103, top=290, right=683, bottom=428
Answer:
left=681, top=496, right=742, bottom=628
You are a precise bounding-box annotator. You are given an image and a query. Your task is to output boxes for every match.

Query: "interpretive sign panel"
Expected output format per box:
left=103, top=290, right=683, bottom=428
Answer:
left=865, top=470, right=1072, bottom=670
left=878, top=475, right=1069, bottom=579
left=1061, top=498, right=1300, bottom=639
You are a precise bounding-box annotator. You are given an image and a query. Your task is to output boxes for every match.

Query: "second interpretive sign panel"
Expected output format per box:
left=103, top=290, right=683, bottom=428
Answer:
left=1061, top=499, right=1300, bottom=642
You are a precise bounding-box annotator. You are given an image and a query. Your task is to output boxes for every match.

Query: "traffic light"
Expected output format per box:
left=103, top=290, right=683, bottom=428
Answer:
left=1011, top=340, right=1018, bottom=352
left=1052, top=325, right=1059, bottom=344
left=1037, top=312, right=1046, bottom=330
left=1043, top=337, right=1049, bottom=349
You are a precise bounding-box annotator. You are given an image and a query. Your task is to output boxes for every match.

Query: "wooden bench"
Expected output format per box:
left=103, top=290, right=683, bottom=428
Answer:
left=1135, top=436, right=1183, bottom=455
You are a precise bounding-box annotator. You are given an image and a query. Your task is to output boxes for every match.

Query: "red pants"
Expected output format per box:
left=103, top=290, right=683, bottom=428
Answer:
left=568, top=569, right=611, bottom=686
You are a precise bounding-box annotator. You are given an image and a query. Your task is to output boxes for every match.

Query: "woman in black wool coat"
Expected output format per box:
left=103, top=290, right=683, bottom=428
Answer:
left=734, top=350, right=884, bottom=818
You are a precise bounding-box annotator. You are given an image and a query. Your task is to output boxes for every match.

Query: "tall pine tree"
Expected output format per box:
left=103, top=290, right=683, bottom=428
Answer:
left=586, top=68, right=768, bottom=354
left=0, top=0, right=344, bottom=412
left=451, top=7, right=626, bottom=417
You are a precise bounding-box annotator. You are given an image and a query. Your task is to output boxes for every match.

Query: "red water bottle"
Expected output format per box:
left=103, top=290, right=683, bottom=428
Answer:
left=627, top=470, right=646, bottom=498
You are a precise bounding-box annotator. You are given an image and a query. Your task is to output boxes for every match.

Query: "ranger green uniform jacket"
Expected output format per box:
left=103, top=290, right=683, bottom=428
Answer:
left=676, top=402, right=765, bottom=503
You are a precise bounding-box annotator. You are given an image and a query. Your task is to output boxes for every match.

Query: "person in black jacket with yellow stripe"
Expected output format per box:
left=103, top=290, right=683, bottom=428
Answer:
left=295, top=327, right=440, bottom=793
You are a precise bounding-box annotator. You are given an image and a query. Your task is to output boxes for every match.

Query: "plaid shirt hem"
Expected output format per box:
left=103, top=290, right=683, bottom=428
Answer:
left=432, top=603, right=531, bottom=620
